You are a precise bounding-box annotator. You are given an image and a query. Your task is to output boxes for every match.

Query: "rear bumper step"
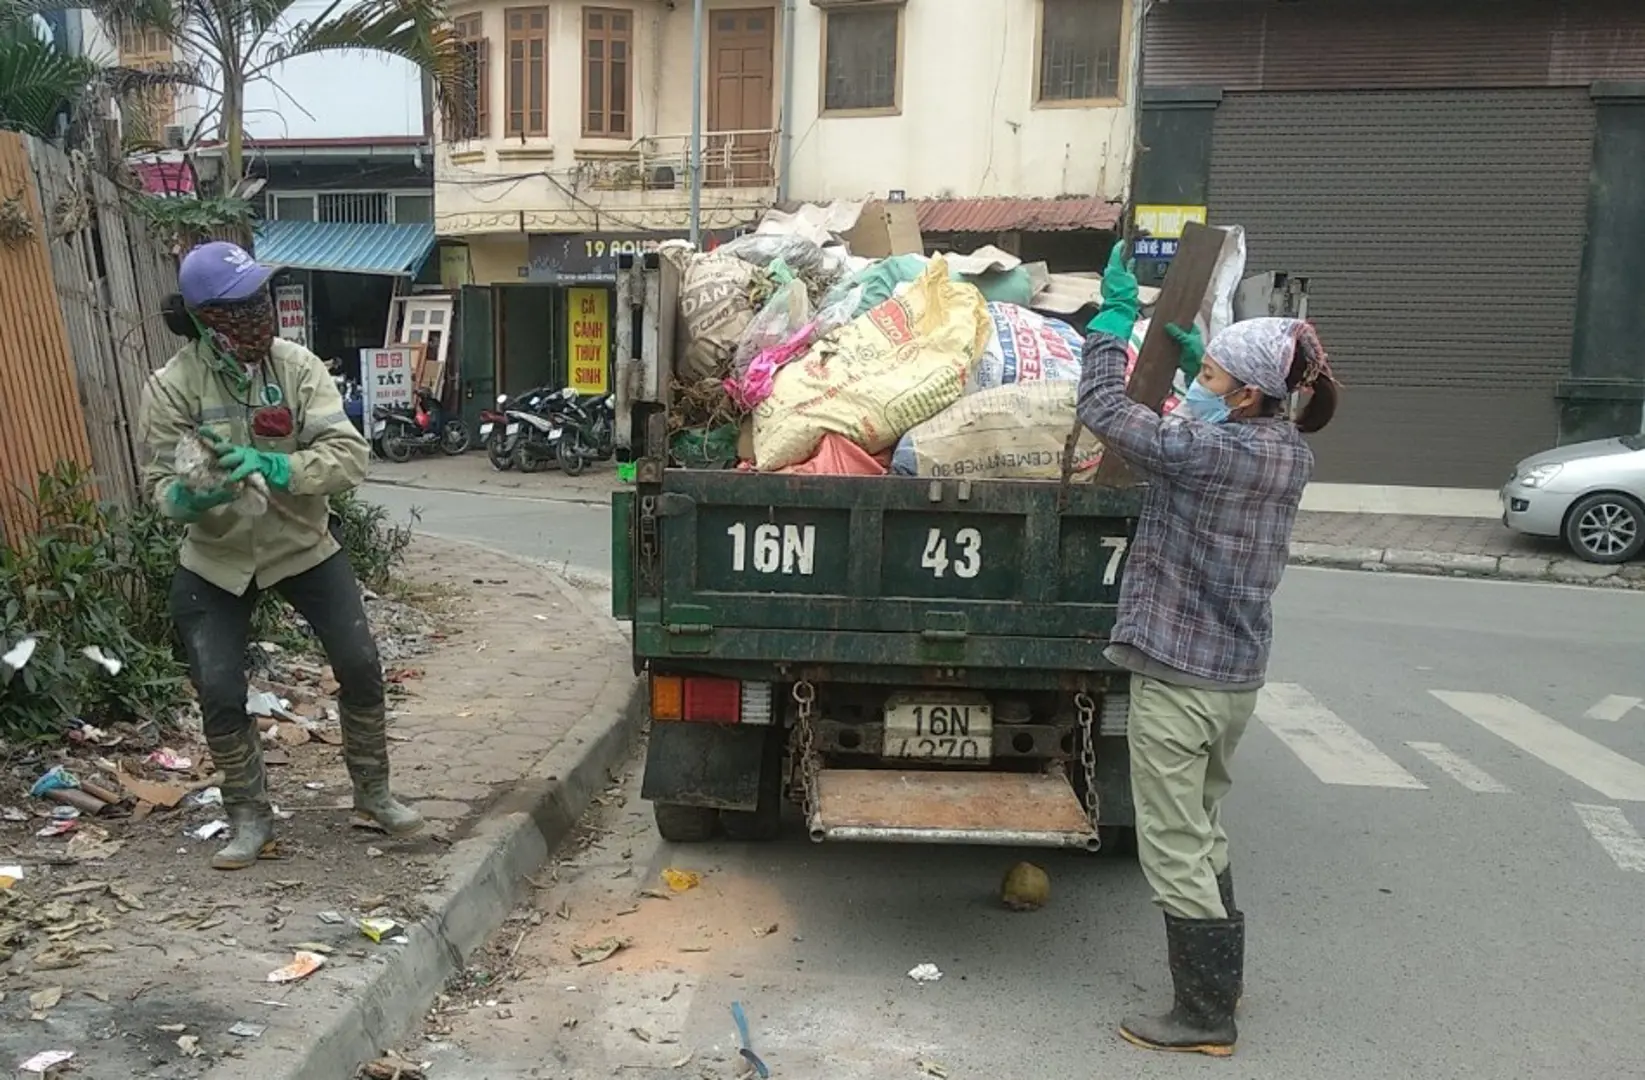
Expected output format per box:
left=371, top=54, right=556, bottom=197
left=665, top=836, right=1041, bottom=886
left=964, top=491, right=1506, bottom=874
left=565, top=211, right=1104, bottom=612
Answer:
left=809, top=769, right=1098, bottom=850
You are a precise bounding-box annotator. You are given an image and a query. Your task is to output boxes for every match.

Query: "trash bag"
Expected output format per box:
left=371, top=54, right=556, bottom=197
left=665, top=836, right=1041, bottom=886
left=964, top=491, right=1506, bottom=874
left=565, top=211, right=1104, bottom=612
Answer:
left=890, top=381, right=1102, bottom=481
left=678, top=254, right=761, bottom=379
left=726, top=284, right=862, bottom=412
left=715, top=233, right=828, bottom=274
left=732, top=278, right=812, bottom=380
left=773, top=433, right=888, bottom=476
left=670, top=424, right=741, bottom=469
left=752, top=258, right=990, bottom=471
left=971, top=302, right=1085, bottom=394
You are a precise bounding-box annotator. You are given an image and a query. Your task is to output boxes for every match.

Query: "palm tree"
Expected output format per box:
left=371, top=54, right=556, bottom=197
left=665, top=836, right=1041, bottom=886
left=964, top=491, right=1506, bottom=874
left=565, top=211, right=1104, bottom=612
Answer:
left=34, top=1, right=459, bottom=181
left=0, top=6, right=106, bottom=136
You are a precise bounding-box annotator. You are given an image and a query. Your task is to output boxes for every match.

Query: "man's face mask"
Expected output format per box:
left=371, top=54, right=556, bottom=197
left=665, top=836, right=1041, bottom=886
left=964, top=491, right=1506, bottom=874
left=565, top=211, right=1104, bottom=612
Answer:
left=193, top=290, right=276, bottom=367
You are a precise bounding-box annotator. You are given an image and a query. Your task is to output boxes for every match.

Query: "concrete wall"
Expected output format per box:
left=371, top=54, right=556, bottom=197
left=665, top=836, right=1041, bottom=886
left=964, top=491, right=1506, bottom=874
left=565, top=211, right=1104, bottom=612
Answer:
left=437, top=0, right=1138, bottom=248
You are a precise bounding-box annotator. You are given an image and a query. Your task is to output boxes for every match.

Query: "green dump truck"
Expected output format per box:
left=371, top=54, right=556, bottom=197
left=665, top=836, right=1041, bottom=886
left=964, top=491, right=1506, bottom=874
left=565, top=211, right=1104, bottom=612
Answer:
left=609, top=250, right=1307, bottom=852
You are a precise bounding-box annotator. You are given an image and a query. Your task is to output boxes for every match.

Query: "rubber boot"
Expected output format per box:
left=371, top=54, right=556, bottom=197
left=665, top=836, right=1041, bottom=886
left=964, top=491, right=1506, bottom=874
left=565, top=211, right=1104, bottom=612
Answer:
left=1119, top=912, right=1243, bottom=1057
left=341, top=703, right=424, bottom=836
left=207, top=727, right=276, bottom=870
left=1217, top=867, right=1244, bottom=1008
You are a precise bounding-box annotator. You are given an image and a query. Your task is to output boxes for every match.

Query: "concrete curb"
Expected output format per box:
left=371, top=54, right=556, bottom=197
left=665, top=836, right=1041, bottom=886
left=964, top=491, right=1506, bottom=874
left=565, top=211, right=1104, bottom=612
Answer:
left=1288, top=541, right=1645, bottom=589
left=211, top=545, right=643, bottom=1080
left=365, top=473, right=617, bottom=509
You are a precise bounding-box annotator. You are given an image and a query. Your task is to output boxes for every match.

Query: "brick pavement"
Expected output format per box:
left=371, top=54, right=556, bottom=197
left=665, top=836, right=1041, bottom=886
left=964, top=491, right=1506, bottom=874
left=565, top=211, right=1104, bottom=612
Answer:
left=1292, top=511, right=1539, bottom=558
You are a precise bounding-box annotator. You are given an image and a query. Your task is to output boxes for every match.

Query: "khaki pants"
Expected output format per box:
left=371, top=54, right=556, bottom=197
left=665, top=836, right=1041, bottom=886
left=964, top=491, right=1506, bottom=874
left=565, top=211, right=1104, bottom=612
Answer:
left=1127, top=673, right=1257, bottom=920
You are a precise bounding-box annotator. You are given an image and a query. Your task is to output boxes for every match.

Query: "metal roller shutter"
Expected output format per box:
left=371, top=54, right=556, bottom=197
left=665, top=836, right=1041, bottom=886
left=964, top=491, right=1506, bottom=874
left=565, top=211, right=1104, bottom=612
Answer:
left=1208, top=89, right=1594, bottom=487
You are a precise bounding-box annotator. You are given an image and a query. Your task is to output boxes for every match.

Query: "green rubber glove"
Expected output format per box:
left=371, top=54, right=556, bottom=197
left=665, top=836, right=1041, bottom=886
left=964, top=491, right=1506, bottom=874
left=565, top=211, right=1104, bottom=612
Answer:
left=1166, top=322, right=1206, bottom=382
left=165, top=478, right=235, bottom=522
left=217, top=445, right=293, bottom=491
left=1087, top=239, right=1140, bottom=341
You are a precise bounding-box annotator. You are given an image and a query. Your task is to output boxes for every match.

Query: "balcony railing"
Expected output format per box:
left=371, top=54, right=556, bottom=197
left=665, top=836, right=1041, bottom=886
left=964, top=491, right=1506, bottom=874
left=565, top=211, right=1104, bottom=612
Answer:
left=575, top=130, right=777, bottom=192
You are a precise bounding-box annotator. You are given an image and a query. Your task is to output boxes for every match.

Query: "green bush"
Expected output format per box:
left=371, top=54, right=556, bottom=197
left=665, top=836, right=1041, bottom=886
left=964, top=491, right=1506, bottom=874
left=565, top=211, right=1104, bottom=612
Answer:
left=0, top=466, right=415, bottom=743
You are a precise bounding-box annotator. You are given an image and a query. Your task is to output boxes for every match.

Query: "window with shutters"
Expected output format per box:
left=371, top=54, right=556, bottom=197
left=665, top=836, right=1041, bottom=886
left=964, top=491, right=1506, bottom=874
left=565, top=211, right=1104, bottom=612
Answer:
left=822, top=4, right=900, bottom=114
left=504, top=7, right=550, bottom=137
left=117, top=29, right=177, bottom=143
left=1038, top=0, right=1125, bottom=103
left=447, top=13, right=489, bottom=141
left=582, top=8, right=633, bottom=138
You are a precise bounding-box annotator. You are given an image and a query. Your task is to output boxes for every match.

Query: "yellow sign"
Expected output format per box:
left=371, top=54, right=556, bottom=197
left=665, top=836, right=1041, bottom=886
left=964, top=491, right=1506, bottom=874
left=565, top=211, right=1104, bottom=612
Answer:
left=567, top=287, right=610, bottom=395
left=1134, top=204, right=1208, bottom=240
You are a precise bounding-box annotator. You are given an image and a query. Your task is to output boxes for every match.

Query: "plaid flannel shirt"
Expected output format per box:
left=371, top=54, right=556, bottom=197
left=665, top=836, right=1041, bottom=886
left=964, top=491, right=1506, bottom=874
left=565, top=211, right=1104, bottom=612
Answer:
left=1076, top=331, right=1314, bottom=686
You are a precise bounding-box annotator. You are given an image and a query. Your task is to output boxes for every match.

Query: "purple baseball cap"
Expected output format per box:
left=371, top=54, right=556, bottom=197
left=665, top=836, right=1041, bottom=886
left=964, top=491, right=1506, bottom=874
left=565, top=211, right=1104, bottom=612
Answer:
left=178, top=241, right=274, bottom=307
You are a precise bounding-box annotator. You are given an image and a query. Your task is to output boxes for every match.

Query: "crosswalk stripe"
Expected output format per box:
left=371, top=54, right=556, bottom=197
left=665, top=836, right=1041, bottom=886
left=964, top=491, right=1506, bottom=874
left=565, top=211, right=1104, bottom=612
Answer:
left=1585, top=695, right=1642, bottom=723
left=1572, top=804, right=1645, bottom=873
left=1405, top=741, right=1511, bottom=794
left=1431, top=691, right=1645, bottom=802
left=1256, top=683, right=1426, bottom=789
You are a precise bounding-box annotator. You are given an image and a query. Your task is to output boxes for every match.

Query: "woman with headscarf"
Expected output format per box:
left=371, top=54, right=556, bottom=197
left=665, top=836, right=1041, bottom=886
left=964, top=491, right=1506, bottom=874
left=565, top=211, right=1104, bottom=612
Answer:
left=139, top=241, right=424, bottom=871
left=1078, top=243, right=1339, bottom=1057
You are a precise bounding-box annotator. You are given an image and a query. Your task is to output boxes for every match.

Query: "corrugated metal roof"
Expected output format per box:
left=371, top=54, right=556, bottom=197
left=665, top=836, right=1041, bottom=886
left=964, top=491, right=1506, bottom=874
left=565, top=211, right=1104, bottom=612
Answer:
left=252, top=221, right=436, bottom=276
left=916, top=197, right=1123, bottom=234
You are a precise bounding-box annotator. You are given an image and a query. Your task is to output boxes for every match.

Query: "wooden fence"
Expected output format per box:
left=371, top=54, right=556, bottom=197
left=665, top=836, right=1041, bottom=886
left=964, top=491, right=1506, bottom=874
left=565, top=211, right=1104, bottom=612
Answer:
left=0, top=132, right=183, bottom=544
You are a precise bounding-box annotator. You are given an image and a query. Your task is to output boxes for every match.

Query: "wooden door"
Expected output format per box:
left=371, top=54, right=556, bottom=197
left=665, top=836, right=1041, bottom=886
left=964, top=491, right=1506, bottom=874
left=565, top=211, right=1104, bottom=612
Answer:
left=706, top=9, right=775, bottom=186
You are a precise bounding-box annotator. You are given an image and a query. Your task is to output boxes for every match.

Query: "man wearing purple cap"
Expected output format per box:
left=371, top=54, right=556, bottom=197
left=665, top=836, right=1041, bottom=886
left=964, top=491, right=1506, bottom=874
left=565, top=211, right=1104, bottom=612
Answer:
left=139, top=241, right=423, bottom=870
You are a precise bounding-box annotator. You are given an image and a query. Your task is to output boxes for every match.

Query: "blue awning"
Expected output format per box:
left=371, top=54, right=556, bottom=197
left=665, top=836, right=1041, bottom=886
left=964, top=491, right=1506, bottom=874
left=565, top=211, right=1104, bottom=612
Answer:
left=252, top=220, right=436, bottom=277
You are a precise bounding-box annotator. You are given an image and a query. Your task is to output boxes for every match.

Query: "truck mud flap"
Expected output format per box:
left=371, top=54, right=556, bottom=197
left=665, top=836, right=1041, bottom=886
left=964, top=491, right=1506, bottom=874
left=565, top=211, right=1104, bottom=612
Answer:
left=641, top=722, right=770, bottom=812
left=809, top=770, right=1098, bottom=850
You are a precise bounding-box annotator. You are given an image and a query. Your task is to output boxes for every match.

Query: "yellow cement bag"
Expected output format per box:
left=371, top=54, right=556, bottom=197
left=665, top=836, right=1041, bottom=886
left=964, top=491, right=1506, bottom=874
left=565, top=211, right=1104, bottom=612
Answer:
left=890, top=380, right=1102, bottom=480
left=752, top=258, right=990, bottom=471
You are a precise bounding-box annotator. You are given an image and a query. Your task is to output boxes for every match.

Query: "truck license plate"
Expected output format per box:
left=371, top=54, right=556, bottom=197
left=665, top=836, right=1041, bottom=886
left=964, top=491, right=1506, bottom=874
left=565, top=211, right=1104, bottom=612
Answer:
left=883, top=700, right=991, bottom=761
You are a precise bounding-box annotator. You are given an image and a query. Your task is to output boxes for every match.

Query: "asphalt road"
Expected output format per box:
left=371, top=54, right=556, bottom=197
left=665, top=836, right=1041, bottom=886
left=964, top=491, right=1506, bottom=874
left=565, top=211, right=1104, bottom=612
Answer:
left=366, top=485, right=1645, bottom=1080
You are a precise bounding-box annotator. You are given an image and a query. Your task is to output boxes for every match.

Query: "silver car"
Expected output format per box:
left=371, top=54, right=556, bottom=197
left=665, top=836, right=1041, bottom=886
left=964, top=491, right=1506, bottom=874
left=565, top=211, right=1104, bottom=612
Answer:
left=1501, top=435, right=1645, bottom=563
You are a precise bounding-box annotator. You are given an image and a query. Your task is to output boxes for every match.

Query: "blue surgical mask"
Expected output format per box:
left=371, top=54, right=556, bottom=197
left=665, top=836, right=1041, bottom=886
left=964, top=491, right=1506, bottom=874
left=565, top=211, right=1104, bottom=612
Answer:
left=1180, top=381, right=1234, bottom=424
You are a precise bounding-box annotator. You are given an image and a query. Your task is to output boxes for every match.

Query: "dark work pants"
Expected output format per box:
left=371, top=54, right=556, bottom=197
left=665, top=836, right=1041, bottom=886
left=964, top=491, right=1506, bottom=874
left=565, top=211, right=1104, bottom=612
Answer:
left=170, top=549, right=383, bottom=740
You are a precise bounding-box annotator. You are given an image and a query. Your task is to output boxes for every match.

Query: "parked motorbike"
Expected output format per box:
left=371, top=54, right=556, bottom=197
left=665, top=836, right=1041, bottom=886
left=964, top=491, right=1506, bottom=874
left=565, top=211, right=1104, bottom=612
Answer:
left=479, top=399, right=513, bottom=471
left=373, top=388, right=471, bottom=463
left=508, top=387, right=591, bottom=477
left=573, top=390, right=616, bottom=461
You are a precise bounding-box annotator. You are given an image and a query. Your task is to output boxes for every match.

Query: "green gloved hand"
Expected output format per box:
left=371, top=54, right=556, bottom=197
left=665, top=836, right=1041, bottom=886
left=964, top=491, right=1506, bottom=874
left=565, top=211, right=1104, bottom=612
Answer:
left=217, top=445, right=293, bottom=491
left=1087, top=239, right=1140, bottom=341
left=165, top=478, right=235, bottom=522
left=1166, top=322, right=1206, bottom=382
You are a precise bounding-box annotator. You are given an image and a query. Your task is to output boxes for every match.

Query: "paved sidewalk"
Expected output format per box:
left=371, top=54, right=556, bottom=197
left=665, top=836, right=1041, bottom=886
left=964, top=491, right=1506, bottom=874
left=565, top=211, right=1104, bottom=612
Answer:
left=0, top=537, right=639, bottom=1080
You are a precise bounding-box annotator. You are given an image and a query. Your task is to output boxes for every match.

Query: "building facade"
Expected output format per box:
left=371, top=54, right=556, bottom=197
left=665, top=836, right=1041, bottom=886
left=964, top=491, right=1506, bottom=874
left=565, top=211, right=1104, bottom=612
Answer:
left=434, top=0, right=1139, bottom=401
left=1137, top=0, right=1645, bottom=489
left=112, top=23, right=205, bottom=148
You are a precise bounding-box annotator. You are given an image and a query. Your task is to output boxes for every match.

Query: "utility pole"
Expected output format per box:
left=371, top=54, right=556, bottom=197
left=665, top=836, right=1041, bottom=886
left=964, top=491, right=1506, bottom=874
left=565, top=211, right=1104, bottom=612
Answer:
left=688, top=0, right=705, bottom=247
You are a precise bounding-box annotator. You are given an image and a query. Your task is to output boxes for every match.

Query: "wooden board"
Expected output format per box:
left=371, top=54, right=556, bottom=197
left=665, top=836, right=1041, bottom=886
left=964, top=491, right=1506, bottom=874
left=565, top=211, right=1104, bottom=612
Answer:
left=1091, top=220, right=1227, bottom=487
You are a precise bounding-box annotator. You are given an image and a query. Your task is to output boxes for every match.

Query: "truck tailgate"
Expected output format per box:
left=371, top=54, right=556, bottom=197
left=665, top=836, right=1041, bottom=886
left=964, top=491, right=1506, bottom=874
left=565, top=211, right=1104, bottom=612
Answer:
left=630, top=471, right=1143, bottom=678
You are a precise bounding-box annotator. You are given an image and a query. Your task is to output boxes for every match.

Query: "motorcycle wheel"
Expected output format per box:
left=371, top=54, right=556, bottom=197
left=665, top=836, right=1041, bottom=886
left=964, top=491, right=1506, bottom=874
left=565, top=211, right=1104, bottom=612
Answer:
left=382, top=436, right=415, bottom=464
left=559, top=443, right=587, bottom=477
left=488, top=436, right=514, bottom=472
left=441, top=420, right=472, bottom=455
left=515, top=443, right=545, bottom=473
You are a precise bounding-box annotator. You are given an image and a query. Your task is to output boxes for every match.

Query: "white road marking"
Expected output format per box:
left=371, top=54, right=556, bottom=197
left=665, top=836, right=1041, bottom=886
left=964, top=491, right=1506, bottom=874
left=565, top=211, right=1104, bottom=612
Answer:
left=1572, top=804, right=1645, bottom=873
left=1256, top=684, right=1426, bottom=789
left=1585, top=695, right=1642, bottom=723
left=1405, top=741, right=1511, bottom=794
left=1431, top=691, right=1645, bottom=802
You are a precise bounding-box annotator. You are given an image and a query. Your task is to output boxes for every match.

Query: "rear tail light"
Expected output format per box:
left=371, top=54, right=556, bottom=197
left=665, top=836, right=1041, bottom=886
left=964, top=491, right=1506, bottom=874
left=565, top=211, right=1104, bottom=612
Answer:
left=684, top=678, right=740, bottom=723
left=650, top=676, right=770, bottom=725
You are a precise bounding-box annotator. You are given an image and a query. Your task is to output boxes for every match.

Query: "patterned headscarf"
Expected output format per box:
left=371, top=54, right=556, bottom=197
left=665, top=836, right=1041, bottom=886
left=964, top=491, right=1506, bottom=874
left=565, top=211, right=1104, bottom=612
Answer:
left=1208, top=317, right=1331, bottom=400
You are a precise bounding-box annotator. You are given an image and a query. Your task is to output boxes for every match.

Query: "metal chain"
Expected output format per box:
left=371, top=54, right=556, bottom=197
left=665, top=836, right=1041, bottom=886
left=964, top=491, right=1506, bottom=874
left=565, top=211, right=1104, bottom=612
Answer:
left=1074, top=692, right=1100, bottom=830
left=792, top=681, right=820, bottom=824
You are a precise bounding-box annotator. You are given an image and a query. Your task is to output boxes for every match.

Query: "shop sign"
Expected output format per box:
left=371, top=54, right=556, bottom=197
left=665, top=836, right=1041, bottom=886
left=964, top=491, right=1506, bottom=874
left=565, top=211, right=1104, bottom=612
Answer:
left=527, top=230, right=735, bottom=283
left=360, top=345, right=416, bottom=421
left=567, top=287, right=610, bottom=395
left=274, top=284, right=308, bottom=346
left=1132, top=204, right=1207, bottom=261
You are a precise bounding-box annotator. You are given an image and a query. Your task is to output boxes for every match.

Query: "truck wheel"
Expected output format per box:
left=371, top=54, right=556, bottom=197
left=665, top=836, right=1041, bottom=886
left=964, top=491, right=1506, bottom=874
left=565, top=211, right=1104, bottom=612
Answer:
left=653, top=802, right=718, bottom=843
left=1097, top=824, right=1138, bottom=857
